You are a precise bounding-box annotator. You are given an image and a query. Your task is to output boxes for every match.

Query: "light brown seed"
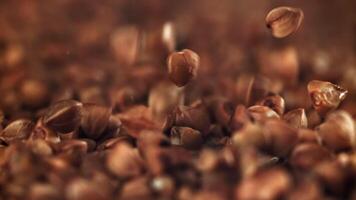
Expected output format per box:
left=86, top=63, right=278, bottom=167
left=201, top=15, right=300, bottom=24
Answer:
left=115, top=105, right=161, bottom=138
left=161, top=22, right=176, bottom=53
left=28, top=139, right=53, bottom=156
left=19, top=79, right=49, bottom=108
left=307, top=80, right=348, bottom=116
left=97, top=136, right=134, bottom=150
left=247, top=105, right=280, bottom=122
left=265, top=6, right=304, bottom=38
left=232, top=123, right=265, bottom=149
left=258, top=47, right=299, bottom=85
left=0, top=119, right=34, bottom=144
left=235, top=168, right=292, bottom=200
left=137, top=131, right=170, bottom=152
left=167, top=49, right=200, bottom=87
left=164, top=103, right=210, bottom=135
left=120, top=177, right=152, bottom=199
left=29, top=121, right=61, bottom=143
left=65, top=178, right=110, bottom=200
left=151, top=175, right=175, bottom=197
left=56, top=139, right=93, bottom=154
left=110, top=26, right=141, bottom=66
left=258, top=94, right=285, bottom=116
left=283, top=108, right=308, bottom=129
left=106, top=143, right=143, bottom=178
left=170, top=126, right=203, bottom=149
left=148, top=81, right=184, bottom=120
left=29, top=183, right=61, bottom=200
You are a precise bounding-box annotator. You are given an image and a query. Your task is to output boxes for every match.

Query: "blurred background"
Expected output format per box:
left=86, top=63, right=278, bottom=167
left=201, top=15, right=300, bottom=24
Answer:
left=0, top=0, right=355, bottom=120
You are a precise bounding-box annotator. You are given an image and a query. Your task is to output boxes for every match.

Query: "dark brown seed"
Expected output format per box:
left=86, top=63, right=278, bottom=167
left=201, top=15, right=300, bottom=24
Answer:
left=262, top=119, right=298, bottom=157
left=297, top=129, right=321, bottom=144
left=235, top=168, right=292, bottom=200
left=111, top=26, right=141, bottom=66
left=306, top=109, right=322, bottom=128
left=0, top=110, right=4, bottom=125
left=229, top=105, right=252, bottom=131
left=145, top=146, right=192, bottom=175
left=193, top=191, right=226, bottom=200
left=167, top=49, right=200, bottom=87
left=283, top=108, right=308, bottom=129
left=51, top=87, right=75, bottom=103
left=43, top=100, right=83, bottom=134
left=106, top=143, right=143, bottom=178
left=317, top=110, right=355, bottom=152
left=97, top=136, right=134, bottom=150
left=56, top=139, right=92, bottom=154
left=19, top=79, right=49, bottom=108
left=290, top=143, right=332, bottom=170
left=78, top=86, right=105, bottom=105
left=247, top=105, right=280, bottom=122
left=170, top=126, right=203, bottom=149
left=287, top=179, right=323, bottom=200
left=265, top=6, right=304, bottom=38
left=164, top=103, right=211, bottom=135
left=81, top=104, right=111, bottom=140
left=58, top=130, right=79, bottom=140
left=307, top=80, right=348, bottom=116
left=235, top=74, right=271, bottom=105
left=0, top=119, right=34, bottom=144
left=258, top=94, right=285, bottom=116
left=312, top=161, right=348, bottom=195
left=116, top=105, right=161, bottom=138
left=109, top=86, right=140, bottom=111
left=148, top=81, right=184, bottom=120
left=144, top=146, right=165, bottom=175
left=105, top=115, right=122, bottom=137
left=144, top=22, right=176, bottom=62
left=205, top=97, right=234, bottom=128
